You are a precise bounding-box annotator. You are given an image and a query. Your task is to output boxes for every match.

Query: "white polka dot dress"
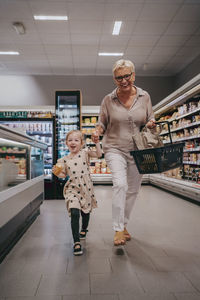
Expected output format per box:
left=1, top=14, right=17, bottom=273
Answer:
left=58, top=148, right=97, bottom=216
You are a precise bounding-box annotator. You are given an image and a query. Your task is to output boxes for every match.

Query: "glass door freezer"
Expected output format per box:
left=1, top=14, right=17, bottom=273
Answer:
left=54, top=90, right=81, bottom=199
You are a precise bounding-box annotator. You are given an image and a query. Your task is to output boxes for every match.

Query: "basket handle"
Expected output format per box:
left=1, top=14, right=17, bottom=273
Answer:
left=155, top=120, right=172, bottom=144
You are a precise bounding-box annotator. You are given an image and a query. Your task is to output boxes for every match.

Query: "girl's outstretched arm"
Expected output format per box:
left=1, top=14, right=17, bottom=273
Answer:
left=87, top=139, right=102, bottom=158
left=94, top=141, right=102, bottom=158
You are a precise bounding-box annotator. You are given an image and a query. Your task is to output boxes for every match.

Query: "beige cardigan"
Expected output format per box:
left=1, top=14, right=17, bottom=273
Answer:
left=98, top=86, right=155, bottom=153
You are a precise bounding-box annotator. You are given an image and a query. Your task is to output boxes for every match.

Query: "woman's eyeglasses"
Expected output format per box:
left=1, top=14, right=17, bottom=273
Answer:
left=115, top=72, right=132, bottom=82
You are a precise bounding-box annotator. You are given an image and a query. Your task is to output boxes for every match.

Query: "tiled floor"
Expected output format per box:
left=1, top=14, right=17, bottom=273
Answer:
left=0, top=185, right=200, bottom=300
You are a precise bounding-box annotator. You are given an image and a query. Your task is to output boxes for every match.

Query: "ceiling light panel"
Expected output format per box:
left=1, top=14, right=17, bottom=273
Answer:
left=98, top=52, right=123, bottom=56
left=0, top=51, right=19, bottom=55
left=34, top=16, right=68, bottom=20
left=112, top=21, right=122, bottom=35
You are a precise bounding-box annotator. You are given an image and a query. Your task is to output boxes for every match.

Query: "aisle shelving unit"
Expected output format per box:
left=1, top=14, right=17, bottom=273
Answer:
left=82, top=106, right=112, bottom=184
left=152, top=74, right=200, bottom=202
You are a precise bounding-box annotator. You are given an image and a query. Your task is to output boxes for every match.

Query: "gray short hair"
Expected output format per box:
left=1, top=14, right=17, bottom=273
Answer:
left=112, top=59, right=135, bottom=75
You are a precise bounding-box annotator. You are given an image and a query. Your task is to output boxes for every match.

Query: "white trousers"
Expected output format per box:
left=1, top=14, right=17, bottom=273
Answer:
left=105, top=151, right=143, bottom=232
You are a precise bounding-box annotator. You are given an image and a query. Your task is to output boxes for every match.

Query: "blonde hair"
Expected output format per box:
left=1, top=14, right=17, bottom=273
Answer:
left=66, top=130, right=84, bottom=145
left=112, top=59, right=135, bottom=75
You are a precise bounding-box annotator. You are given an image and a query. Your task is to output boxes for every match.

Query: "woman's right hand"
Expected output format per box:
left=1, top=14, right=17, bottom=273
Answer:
left=146, top=119, right=156, bottom=129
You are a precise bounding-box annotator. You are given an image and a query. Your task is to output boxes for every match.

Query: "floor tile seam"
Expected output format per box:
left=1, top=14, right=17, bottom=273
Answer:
left=133, top=269, right=190, bottom=293
left=143, top=252, right=163, bottom=272
left=130, top=238, right=169, bottom=258
left=65, top=258, right=70, bottom=274
left=108, top=257, right=114, bottom=272
left=34, top=274, right=43, bottom=296
left=135, top=269, right=200, bottom=276
left=118, top=291, right=178, bottom=299
left=133, top=270, right=146, bottom=293
left=136, top=269, right=200, bottom=293
left=172, top=292, right=179, bottom=300
left=173, top=291, right=200, bottom=299
left=148, top=255, right=200, bottom=272
left=182, top=271, right=200, bottom=293
left=172, top=291, right=184, bottom=300
left=169, top=292, right=179, bottom=300
left=127, top=252, right=159, bottom=271
left=60, top=292, right=120, bottom=298
left=89, top=272, right=92, bottom=295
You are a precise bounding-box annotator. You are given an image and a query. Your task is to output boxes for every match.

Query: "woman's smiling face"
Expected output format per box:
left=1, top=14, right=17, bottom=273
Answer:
left=114, top=66, right=135, bottom=92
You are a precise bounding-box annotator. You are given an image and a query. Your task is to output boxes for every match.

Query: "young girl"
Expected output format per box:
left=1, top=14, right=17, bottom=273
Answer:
left=52, top=130, right=102, bottom=256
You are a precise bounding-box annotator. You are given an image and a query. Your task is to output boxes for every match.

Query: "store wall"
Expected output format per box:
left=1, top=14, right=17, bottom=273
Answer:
left=0, top=74, right=175, bottom=107
left=174, top=54, right=200, bottom=89
left=136, top=76, right=175, bottom=105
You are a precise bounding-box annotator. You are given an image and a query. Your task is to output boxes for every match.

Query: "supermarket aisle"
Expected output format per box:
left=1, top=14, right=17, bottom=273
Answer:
left=0, top=185, right=200, bottom=300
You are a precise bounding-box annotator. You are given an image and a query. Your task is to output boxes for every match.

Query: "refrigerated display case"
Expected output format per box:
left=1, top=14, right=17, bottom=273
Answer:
left=151, top=74, right=200, bottom=202
left=0, top=138, right=29, bottom=189
left=0, top=118, right=55, bottom=199
left=55, top=90, right=81, bottom=198
left=0, top=124, right=47, bottom=262
left=0, top=118, right=54, bottom=179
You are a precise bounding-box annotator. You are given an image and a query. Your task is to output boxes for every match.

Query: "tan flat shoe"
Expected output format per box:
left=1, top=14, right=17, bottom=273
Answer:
left=123, top=228, right=131, bottom=241
left=114, top=231, right=126, bottom=246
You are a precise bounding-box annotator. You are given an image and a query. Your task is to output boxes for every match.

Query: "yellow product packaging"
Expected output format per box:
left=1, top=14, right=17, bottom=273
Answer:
left=84, top=118, right=90, bottom=125
left=91, top=117, right=97, bottom=124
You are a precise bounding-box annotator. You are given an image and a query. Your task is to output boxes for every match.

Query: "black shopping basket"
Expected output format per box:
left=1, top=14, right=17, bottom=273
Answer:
left=130, top=121, right=184, bottom=174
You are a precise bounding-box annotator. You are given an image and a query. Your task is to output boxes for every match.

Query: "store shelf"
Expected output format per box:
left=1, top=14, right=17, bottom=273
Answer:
left=183, top=161, right=200, bottom=166
left=141, top=174, right=150, bottom=184
left=82, top=106, right=113, bottom=184
left=153, top=75, right=200, bottom=116
left=82, top=124, right=96, bottom=127
left=82, top=106, right=100, bottom=116
left=160, top=120, right=200, bottom=136
left=184, top=148, right=200, bottom=152
left=174, top=107, right=200, bottom=121
left=153, top=76, right=200, bottom=201
left=149, top=174, right=200, bottom=202
left=163, top=135, right=200, bottom=143
left=91, top=173, right=112, bottom=184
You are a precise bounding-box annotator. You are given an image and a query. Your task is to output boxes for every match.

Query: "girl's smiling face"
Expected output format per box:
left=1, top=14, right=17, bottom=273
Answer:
left=66, top=132, right=83, bottom=155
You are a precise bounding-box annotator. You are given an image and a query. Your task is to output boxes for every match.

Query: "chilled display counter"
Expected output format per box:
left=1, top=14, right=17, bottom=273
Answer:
left=0, top=124, right=47, bottom=262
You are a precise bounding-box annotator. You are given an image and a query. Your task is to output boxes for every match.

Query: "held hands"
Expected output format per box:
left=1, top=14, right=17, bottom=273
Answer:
left=146, top=119, right=156, bottom=129
left=91, top=130, right=100, bottom=144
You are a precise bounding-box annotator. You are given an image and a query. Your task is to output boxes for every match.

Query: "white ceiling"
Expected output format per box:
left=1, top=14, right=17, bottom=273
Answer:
left=0, top=0, right=200, bottom=76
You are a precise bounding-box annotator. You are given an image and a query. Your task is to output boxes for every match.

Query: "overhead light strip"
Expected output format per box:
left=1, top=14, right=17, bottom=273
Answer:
left=112, top=21, right=122, bottom=35
left=98, top=52, right=123, bottom=56
left=34, top=15, right=68, bottom=20
left=0, top=51, right=19, bottom=55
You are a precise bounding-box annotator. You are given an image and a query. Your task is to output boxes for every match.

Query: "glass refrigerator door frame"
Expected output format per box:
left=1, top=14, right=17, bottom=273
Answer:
left=55, top=90, right=81, bottom=161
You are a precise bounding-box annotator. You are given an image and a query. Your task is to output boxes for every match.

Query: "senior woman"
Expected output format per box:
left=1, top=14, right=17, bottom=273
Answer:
left=93, top=59, right=155, bottom=246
